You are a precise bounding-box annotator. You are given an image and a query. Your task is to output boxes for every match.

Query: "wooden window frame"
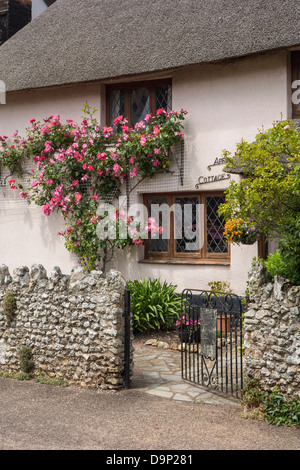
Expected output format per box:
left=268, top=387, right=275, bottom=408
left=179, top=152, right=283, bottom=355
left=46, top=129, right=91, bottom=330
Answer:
left=291, top=51, right=300, bottom=119
left=143, top=192, right=230, bottom=264
left=106, top=78, right=172, bottom=127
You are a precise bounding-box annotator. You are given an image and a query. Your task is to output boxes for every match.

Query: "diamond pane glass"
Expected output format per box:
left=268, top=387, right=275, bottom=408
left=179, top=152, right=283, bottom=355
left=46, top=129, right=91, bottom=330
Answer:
left=206, top=197, right=228, bottom=254
left=148, top=198, right=169, bottom=252
left=294, top=61, right=300, bottom=113
left=175, top=197, right=199, bottom=253
left=131, top=87, right=150, bottom=127
left=109, top=90, right=125, bottom=128
left=156, top=85, right=172, bottom=111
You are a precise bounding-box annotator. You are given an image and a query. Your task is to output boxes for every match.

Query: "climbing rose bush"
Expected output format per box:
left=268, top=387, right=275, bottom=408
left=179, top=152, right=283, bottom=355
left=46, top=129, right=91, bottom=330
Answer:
left=0, top=104, right=187, bottom=271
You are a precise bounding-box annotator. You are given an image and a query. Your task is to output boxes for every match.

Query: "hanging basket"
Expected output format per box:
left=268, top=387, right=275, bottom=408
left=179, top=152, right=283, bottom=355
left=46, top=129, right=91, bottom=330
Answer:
left=224, top=219, right=260, bottom=246
left=240, top=234, right=260, bottom=245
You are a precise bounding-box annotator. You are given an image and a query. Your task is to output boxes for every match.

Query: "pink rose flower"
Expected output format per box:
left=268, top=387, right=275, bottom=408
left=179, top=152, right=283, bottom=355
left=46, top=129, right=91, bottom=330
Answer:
left=133, top=237, right=143, bottom=246
left=42, top=203, right=53, bottom=216
left=74, top=192, right=82, bottom=204
left=113, top=115, right=123, bottom=126
left=130, top=168, right=138, bottom=178
left=153, top=126, right=160, bottom=136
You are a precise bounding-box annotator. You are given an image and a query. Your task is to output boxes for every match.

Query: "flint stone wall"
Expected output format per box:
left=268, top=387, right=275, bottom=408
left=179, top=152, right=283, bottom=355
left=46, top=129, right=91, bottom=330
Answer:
left=0, top=263, right=132, bottom=389
left=244, top=262, right=300, bottom=397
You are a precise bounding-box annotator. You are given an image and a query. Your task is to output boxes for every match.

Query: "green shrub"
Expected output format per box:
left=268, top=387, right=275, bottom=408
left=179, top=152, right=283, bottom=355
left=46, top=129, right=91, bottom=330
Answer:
left=127, top=278, right=181, bottom=332
left=240, top=377, right=265, bottom=409
left=3, top=290, right=17, bottom=323
left=254, top=248, right=300, bottom=285
left=263, top=391, right=300, bottom=428
left=262, top=251, right=289, bottom=281
left=18, top=346, right=34, bottom=374
left=240, top=378, right=300, bottom=428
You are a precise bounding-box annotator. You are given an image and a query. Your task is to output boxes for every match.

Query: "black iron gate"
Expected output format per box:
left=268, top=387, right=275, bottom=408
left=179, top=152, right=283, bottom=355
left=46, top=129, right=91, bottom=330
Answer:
left=179, top=289, right=245, bottom=398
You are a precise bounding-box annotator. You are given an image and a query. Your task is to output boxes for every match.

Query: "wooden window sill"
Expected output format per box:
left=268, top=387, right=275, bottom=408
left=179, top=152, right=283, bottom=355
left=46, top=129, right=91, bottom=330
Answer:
left=139, top=259, right=230, bottom=266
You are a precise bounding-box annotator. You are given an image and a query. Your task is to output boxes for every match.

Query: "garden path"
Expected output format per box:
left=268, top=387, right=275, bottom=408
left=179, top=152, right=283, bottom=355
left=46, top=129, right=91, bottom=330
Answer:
left=132, top=334, right=240, bottom=407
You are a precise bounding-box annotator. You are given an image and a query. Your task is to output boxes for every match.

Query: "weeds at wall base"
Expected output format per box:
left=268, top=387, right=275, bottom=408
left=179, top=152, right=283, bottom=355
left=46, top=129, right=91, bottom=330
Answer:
left=0, top=370, right=69, bottom=387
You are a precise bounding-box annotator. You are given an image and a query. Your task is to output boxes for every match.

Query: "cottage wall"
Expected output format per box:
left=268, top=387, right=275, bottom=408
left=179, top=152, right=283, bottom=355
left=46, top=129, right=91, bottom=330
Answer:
left=0, top=50, right=290, bottom=294
left=0, top=264, right=131, bottom=389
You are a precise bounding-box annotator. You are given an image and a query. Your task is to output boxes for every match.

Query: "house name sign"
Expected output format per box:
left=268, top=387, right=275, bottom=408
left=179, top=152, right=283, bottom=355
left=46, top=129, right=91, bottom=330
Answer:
left=195, top=157, right=231, bottom=189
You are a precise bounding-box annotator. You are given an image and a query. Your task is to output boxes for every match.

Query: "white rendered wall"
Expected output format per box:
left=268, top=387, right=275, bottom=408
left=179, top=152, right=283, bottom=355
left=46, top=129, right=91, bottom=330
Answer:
left=0, top=51, right=289, bottom=293
left=31, top=0, right=48, bottom=20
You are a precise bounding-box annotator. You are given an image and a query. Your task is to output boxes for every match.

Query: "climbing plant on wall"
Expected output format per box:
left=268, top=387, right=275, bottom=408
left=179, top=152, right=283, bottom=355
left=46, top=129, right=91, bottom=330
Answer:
left=0, top=104, right=187, bottom=271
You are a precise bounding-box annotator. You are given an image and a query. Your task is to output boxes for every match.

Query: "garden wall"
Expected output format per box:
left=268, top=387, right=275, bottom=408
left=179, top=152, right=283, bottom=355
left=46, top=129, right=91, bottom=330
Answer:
left=244, top=262, right=300, bottom=397
left=0, top=263, right=132, bottom=389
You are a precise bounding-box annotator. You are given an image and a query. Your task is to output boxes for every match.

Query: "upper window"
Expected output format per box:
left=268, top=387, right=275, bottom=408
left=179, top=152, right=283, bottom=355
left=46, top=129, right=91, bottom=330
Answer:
left=291, top=52, right=300, bottom=118
left=106, top=79, right=172, bottom=128
left=143, top=192, right=229, bottom=263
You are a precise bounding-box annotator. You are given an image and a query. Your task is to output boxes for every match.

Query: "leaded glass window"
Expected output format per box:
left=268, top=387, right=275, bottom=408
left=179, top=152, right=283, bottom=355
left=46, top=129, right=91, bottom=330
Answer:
left=131, top=87, right=150, bottom=127
left=156, top=85, right=172, bottom=112
left=147, top=197, right=169, bottom=253
left=144, top=193, right=229, bottom=262
left=174, top=197, right=199, bottom=253
left=206, top=196, right=228, bottom=254
left=292, top=52, right=300, bottom=118
left=107, top=80, right=172, bottom=128
left=109, top=89, right=125, bottom=128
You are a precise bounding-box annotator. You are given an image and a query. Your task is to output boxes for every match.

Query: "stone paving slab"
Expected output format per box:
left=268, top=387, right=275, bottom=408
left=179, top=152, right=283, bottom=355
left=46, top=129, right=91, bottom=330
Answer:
left=132, top=341, right=240, bottom=407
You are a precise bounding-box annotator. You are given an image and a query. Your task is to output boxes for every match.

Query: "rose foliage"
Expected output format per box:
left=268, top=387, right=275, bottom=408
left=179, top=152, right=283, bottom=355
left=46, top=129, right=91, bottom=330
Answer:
left=218, top=120, right=300, bottom=284
left=0, top=104, right=187, bottom=271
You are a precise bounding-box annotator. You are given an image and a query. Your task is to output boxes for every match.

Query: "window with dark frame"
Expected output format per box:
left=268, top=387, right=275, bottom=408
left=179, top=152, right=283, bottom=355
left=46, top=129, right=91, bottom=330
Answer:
left=291, top=51, right=300, bottom=119
left=106, top=79, right=172, bottom=128
left=143, top=193, right=229, bottom=263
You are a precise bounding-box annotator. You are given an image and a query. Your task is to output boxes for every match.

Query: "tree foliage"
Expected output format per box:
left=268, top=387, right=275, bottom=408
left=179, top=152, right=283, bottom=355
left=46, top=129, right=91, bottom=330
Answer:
left=218, top=120, right=300, bottom=284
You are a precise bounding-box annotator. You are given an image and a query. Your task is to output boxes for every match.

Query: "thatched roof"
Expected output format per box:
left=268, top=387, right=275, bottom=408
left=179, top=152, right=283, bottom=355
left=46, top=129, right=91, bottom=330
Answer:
left=1, top=0, right=300, bottom=92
